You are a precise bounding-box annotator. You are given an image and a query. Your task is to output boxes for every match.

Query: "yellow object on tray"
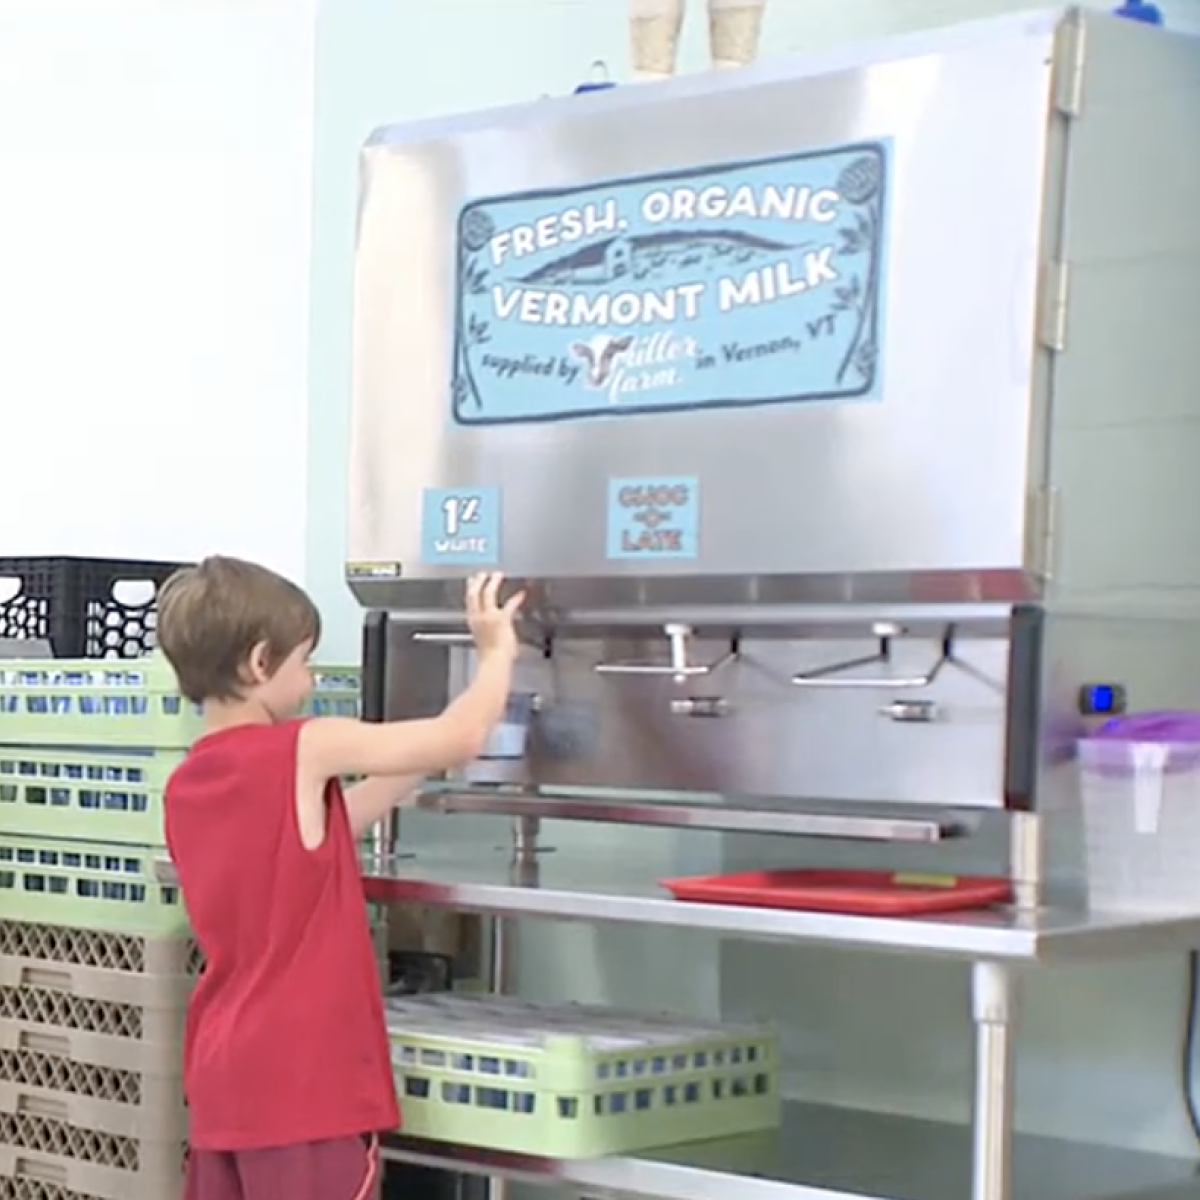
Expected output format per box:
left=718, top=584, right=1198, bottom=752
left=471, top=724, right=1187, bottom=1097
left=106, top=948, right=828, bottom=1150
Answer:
left=387, top=994, right=780, bottom=1158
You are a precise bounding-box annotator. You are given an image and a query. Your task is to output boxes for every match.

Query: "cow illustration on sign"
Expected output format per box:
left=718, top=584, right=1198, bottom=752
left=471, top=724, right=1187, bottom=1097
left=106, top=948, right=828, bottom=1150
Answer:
left=571, top=336, right=635, bottom=389
left=629, top=0, right=767, bottom=80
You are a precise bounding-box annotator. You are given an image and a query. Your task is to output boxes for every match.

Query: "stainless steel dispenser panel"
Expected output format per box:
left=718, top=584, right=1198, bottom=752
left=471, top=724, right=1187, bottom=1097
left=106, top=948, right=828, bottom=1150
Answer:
left=348, top=14, right=1061, bottom=609
left=378, top=613, right=1014, bottom=809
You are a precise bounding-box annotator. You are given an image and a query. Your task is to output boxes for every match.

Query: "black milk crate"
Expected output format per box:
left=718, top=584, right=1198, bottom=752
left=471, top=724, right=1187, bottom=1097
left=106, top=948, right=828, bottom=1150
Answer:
left=0, top=558, right=188, bottom=659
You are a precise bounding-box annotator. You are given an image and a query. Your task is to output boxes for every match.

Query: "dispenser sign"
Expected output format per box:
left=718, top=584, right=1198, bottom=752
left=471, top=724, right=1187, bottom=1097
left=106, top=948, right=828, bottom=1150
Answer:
left=450, top=140, right=889, bottom=426
left=419, top=487, right=501, bottom=566
left=606, top=476, right=699, bottom=560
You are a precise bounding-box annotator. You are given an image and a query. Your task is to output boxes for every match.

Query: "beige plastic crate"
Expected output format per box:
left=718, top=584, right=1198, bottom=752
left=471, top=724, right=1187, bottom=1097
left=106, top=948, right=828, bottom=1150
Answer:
left=0, top=1180, right=169, bottom=1200
left=0, top=922, right=197, bottom=1008
left=0, top=1179, right=110, bottom=1200
left=0, top=921, right=192, bottom=1083
left=0, top=985, right=189, bottom=1069
left=0, top=1051, right=184, bottom=1142
left=0, top=1019, right=181, bottom=1078
left=0, top=1114, right=182, bottom=1200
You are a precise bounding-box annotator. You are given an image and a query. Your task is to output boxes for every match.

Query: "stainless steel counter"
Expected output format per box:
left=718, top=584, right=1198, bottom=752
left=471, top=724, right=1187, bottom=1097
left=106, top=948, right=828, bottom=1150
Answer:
left=154, top=847, right=1200, bottom=962
left=154, top=833, right=1200, bottom=1200
left=382, top=1100, right=1200, bottom=1200
left=356, top=847, right=1200, bottom=964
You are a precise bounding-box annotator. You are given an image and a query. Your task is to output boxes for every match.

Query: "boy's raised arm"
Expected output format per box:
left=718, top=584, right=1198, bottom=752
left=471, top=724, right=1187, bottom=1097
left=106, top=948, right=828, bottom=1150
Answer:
left=299, top=573, right=523, bottom=783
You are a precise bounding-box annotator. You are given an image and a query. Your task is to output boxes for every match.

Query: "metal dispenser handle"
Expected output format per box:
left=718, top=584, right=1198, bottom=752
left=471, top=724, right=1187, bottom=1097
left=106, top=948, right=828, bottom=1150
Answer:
left=791, top=623, right=954, bottom=690
left=594, top=624, right=737, bottom=681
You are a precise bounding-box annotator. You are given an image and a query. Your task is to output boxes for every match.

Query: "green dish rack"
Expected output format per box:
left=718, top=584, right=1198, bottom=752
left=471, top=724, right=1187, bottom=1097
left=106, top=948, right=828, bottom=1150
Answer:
left=0, top=834, right=186, bottom=937
left=386, top=995, right=780, bottom=1159
left=0, top=656, right=360, bottom=749
left=0, top=746, right=180, bottom=844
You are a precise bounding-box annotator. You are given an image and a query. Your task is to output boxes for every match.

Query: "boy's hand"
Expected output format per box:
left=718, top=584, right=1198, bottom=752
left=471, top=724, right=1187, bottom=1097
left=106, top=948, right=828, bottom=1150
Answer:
left=466, top=573, right=523, bottom=661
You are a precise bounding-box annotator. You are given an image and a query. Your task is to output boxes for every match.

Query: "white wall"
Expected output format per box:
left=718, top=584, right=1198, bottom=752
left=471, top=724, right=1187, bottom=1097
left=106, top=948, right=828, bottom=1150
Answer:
left=0, top=0, right=315, bottom=579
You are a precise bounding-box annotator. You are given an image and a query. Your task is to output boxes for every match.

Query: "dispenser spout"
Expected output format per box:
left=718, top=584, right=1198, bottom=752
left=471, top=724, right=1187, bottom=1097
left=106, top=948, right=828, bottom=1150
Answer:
left=594, top=623, right=738, bottom=682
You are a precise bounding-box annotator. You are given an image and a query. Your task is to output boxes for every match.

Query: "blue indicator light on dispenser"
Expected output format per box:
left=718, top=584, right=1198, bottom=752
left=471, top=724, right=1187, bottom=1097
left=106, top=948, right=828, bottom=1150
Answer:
left=1079, top=683, right=1128, bottom=716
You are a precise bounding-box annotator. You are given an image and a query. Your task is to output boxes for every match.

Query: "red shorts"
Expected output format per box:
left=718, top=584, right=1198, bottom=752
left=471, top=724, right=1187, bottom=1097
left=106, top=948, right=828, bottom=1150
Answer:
left=185, top=1134, right=380, bottom=1200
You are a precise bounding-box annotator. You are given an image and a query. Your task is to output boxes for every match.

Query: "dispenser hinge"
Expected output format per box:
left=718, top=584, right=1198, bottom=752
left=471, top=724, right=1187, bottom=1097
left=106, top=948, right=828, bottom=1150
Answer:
left=1053, top=11, right=1086, bottom=118
left=1037, top=260, right=1070, bottom=352
left=1026, top=486, right=1059, bottom=581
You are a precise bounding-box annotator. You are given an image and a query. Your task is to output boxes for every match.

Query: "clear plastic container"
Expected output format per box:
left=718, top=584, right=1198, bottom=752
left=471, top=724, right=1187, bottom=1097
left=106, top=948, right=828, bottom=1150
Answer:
left=1078, top=737, right=1200, bottom=912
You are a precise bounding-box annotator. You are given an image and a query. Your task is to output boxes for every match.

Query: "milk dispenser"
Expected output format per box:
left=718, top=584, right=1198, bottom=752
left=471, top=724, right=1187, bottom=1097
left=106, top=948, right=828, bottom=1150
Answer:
left=345, top=11, right=1200, bottom=1200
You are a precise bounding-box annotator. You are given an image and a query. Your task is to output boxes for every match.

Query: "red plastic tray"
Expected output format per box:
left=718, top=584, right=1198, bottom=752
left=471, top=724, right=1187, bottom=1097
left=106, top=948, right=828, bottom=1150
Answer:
left=660, top=869, right=1013, bottom=916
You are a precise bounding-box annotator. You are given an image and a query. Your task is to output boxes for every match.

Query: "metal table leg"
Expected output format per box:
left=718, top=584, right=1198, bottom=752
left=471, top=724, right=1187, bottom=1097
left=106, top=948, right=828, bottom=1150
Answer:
left=483, top=818, right=542, bottom=1200
left=370, top=810, right=416, bottom=865
left=484, top=912, right=512, bottom=1200
left=1009, top=811, right=1043, bottom=911
left=971, top=960, right=1019, bottom=1200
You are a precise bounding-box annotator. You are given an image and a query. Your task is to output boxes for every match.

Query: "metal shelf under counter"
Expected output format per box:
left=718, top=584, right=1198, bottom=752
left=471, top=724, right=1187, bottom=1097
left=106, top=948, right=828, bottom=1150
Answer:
left=152, top=847, right=1200, bottom=963
left=350, top=846, right=1200, bottom=965
left=381, top=1100, right=1200, bottom=1200
left=150, top=843, right=1200, bottom=1200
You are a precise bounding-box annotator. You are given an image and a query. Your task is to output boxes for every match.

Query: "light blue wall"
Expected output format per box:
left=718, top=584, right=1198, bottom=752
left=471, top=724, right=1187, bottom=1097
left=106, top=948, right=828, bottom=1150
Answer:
left=307, top=0, right=1200, bottom=1159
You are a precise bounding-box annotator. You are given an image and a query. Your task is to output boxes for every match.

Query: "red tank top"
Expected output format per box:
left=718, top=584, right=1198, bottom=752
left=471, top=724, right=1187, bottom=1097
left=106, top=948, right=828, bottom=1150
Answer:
left=165, top=720, right=399, bottom=1150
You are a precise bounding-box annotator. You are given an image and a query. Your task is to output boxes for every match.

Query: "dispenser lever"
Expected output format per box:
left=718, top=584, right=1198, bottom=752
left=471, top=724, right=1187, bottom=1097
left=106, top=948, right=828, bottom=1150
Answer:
left=594, top=624, right=737, bottom=682
left=791, top=624, right=954, bottom=690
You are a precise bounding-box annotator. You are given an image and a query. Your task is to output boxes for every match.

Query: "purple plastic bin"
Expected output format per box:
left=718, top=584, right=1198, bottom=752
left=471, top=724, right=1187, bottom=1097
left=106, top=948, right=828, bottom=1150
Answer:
left=1080, top=711, right=1200, bottom=777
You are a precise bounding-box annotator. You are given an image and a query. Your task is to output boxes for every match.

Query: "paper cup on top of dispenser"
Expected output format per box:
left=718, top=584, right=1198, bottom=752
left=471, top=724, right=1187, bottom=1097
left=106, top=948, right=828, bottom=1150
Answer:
left=708, top=0, right=767, bottom=69
left=629, top=0, right=684, bottom=80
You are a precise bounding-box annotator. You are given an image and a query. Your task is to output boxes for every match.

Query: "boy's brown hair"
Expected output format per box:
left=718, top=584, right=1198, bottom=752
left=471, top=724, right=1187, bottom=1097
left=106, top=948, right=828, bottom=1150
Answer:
left=156, top=556, right=321, bottom=704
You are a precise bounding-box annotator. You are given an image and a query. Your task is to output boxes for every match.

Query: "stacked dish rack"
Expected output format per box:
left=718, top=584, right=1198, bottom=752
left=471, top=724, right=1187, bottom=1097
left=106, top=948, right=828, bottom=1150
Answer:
left=0, top=656, right=360, bottom=1200
left=386, top=994, right=781, bottom=1158
left=0, top=921, right=198, bottom=1200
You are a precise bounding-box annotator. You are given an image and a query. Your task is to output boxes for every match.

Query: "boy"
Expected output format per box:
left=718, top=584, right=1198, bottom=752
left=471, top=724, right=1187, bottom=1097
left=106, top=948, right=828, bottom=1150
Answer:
left=157, top=556, right=522, bottom=1200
